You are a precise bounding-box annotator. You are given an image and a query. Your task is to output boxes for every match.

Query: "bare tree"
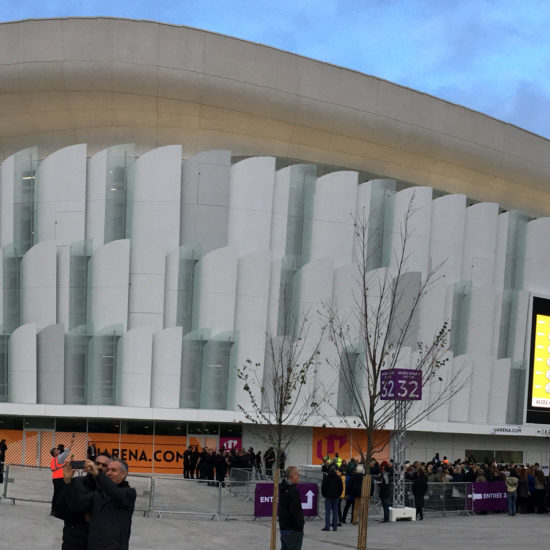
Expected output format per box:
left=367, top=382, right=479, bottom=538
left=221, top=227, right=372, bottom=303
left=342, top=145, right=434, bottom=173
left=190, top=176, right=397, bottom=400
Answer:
left=324, top=194, right=468, bottom=549
left=238, top=311, right=325, bottom=550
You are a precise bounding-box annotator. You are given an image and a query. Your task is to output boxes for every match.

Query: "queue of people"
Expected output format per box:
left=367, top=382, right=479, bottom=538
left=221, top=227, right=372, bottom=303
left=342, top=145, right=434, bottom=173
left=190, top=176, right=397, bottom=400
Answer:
left=181, top=445, right=286, bottom=483
left=318, top=451, right=550, bottom=525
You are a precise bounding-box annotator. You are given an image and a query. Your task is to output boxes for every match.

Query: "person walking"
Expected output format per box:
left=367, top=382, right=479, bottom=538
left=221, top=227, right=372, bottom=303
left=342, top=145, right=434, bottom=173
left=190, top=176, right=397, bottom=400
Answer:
left=321, top=465, right=343, bottom=531
left=279, top=466, right=305, bottom=550
left=379, top=461, right=391, bottom=523
left=412, top=467, right=428, bottom=520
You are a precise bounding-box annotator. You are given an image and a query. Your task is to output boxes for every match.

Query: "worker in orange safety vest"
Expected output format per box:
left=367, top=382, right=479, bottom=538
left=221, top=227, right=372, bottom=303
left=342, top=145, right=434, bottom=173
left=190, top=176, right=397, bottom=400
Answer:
left=50, top=434, right=75, bottom=516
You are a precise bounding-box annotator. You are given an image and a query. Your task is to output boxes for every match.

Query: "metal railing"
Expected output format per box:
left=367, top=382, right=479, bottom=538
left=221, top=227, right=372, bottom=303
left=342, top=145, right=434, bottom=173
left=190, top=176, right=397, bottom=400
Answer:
left=1, top=465, right=474, bottom=519
left=2, top=463, right=152, bottom=513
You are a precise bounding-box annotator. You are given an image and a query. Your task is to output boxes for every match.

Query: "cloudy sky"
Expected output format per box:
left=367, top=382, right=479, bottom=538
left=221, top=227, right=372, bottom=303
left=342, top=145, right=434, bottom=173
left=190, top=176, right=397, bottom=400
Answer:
left=2, top=0, right=549, bottom=139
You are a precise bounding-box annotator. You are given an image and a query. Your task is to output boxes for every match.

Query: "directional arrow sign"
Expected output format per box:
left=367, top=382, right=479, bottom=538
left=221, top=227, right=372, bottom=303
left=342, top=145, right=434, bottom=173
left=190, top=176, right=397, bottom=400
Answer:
left=302, top=489, right=314, bottom=510
left=254, top=483, right=318, bottom=517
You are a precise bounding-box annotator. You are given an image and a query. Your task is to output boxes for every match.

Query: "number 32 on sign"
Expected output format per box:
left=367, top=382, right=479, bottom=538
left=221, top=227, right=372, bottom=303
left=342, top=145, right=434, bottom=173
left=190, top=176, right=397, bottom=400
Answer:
left=380, top=369, right=422, bottom=401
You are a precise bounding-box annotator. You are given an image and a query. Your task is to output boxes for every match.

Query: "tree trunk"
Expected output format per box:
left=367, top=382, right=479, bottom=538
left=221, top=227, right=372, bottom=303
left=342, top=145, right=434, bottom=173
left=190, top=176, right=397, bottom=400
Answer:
left=270, top=465, right=280, bottom=550
left=357, top=474, right=371, bottom=550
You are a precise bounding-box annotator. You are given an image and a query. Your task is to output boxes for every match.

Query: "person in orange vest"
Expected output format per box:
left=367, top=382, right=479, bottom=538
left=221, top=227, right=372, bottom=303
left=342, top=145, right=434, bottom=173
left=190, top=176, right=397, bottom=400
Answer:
left=50, top=434, right=75, bottom=516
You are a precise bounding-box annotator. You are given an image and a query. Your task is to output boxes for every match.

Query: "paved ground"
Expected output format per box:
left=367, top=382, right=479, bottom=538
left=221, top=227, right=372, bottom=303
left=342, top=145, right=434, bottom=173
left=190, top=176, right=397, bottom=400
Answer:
left=1, top=499, right=548, bottom=550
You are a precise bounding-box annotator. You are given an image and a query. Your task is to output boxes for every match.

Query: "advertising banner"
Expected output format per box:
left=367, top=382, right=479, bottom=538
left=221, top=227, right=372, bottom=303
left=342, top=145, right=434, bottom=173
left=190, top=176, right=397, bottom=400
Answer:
left=471, top=481, right=507, bottom=512
left=254, top=482, right=318, bottom=517
left=219, top=436, right=243, bottom=451
left=311, top=427, right=389, bottom=464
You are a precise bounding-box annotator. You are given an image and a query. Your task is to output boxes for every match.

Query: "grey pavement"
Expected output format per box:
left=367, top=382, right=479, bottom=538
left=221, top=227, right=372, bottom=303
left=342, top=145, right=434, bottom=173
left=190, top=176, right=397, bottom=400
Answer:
left=1, top=499, right=548, bottom=550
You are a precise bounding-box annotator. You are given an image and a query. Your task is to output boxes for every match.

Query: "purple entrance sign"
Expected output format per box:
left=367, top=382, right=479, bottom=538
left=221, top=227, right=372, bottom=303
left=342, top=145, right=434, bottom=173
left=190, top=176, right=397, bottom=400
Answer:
left=471, top=481, right=507, bottom=512
left=254, top=482, right=318, bottom=517
left=380, top=369, right=422, bottom=400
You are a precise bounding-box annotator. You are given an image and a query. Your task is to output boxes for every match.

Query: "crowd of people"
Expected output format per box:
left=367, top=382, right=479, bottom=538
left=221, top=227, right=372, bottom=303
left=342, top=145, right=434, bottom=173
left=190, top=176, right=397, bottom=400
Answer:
left=182, top=445, right=286, bottom=483
left=318, top=450, right=550, bottom=522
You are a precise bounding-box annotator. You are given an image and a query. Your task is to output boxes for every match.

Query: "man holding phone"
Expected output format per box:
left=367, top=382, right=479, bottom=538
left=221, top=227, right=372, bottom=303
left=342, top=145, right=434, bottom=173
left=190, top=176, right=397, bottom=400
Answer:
left=55, top=452, right=111, bottom=550
left=63, top=457, right=136, bottom=550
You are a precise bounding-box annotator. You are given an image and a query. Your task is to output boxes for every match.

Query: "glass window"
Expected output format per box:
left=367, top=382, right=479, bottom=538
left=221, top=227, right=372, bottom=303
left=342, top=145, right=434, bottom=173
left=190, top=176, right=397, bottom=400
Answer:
left=55, top=418, right=87, bottom=433
left=0, top=415, right=23, bottom=430
left=495, top=450, right=523, bottom=464
left=219, top=423, right=242, bottom=438
left=87, top=418, right=120, bottom=434
left=154, top=421, right=187, bottom=436
left=24, top=416, right=54, bottom=430
left=188, top=422, right=219, bottom=435
left=121, top=420, right=153, bottom=435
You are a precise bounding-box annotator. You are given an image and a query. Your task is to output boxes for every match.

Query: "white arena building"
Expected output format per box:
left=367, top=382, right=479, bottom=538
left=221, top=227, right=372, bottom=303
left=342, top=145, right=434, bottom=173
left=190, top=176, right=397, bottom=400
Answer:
left=1, top=17, right=550, bottom=472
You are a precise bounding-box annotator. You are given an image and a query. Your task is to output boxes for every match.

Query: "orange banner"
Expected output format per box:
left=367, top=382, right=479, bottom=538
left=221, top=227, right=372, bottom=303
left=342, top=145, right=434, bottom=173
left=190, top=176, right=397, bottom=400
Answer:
left=311, top=427, right=390, bottom=464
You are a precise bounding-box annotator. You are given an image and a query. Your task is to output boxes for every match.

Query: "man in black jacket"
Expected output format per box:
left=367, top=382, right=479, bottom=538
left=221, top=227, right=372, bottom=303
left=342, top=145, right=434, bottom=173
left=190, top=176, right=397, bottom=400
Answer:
left=321, top=466, right=343, bottom=531
left=55, top=452, right=111, bottom=550
left=63, top=457, right=137, bottom=550
left=279, top=466, right=304, bottom=550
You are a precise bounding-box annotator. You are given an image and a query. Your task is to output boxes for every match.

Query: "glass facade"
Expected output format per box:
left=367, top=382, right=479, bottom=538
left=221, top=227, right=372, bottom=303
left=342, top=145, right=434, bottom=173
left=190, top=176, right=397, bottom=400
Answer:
left=104, top=147, right=136, bottom=244
left=337, top=350, right=361, bottom=416
left=176, top=249, right=199, bottom=333
left=12, top=147, right=38, bottom=254
left=450, top=281, right=472, bottom=356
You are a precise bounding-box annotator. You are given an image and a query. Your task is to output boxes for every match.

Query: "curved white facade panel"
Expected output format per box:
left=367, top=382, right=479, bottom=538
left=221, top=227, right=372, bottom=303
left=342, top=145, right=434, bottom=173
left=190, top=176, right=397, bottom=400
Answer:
left=195, top=246, right=238, bottom=333
left=8, top=323, right=37, bottom=403
left=180, top=150, right=231, bottom=254
left=430, top=194, right=466, bottom=283
left=118, top=326, right=153, bottom=407
left=131, top=145, right=182, bottom=253
left=462, top=202, right=499, bottom=287
left=227, top=157, right=276, bottom=256
left=21, top=240, right=56, bottom=330
left=88, top=239, right=130, bottom=331
left=151, top=326, right=183, bottom=409
left=391, top=186, right=432, bottom=277
left=37, top=323, right=64, bottom=404
left=308, top=171, right=357, bottom=267
left=34, top=144, right=86, bottom=245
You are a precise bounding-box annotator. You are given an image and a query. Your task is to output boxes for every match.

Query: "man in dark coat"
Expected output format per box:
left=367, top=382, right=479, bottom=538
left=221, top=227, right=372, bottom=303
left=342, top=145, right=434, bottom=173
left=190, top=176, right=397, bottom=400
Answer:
left=55, top=452, right=111, bottom=550
left=63, top=457, right=136, bottom=550
left=183, top=445, right=193, bottom=479
left=321, top=466, right=343, bottom=531
left=264, top=447, right=275, bottom=478
left=279, top=466, right=305, bottom=550
left=378, top=461, right=391, bottom=523
left=412, top=467, right=428, bottom=520
left=0, top=438, right=7, bottom=483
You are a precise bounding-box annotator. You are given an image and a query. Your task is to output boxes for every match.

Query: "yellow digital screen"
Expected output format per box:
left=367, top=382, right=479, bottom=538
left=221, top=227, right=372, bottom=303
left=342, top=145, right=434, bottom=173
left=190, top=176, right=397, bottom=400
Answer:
left=531, top=314, right=550, bottom=408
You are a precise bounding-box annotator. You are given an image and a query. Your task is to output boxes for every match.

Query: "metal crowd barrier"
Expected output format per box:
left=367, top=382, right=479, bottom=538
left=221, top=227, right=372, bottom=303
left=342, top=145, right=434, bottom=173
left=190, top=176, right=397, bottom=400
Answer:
left=2, top=464, right=153, bottom=513
left=2, top=464, right=53, bottom=504
left=404, top=482, right=473, bottom=515
left=147, top=477, right=222, bottom=520
left=126, top=474, right=153, bottom=514
left=1, top=465, right=474, bottom=519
